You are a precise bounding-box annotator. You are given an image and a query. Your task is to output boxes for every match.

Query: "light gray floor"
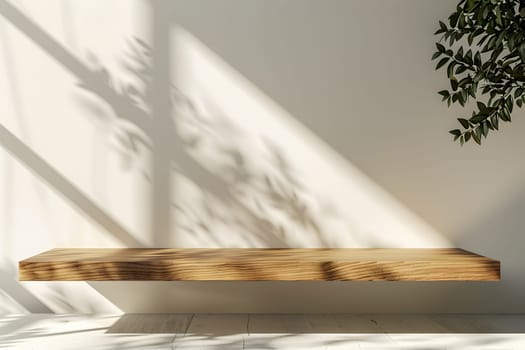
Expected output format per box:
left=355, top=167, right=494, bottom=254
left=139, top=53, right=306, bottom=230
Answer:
left=1, top=314, right=525, bottom=349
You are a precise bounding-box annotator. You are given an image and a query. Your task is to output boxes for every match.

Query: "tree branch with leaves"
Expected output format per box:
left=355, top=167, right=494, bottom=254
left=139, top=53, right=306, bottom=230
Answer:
left=433, top=0, right=525, bottom=145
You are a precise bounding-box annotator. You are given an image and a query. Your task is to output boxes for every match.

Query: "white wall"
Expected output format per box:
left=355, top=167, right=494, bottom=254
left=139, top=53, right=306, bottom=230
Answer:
left=1, top=0, right=525, bottom=314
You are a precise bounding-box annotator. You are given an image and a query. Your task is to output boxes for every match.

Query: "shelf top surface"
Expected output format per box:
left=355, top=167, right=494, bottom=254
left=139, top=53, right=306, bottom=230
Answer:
left=21, top=248, right=493, bottom=262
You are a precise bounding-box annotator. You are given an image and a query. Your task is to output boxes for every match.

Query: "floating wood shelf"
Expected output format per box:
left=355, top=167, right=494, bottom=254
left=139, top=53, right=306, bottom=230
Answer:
left=18, top=248, right=500, bottom=281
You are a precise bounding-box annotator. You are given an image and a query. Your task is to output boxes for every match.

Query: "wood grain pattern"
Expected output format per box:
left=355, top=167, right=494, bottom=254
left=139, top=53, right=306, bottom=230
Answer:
left=18, top=248, right=500, bottom=281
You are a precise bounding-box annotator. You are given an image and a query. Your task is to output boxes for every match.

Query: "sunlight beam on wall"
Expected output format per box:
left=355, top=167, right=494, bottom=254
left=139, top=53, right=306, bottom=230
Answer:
left=170, top=27, right=450, bottom=248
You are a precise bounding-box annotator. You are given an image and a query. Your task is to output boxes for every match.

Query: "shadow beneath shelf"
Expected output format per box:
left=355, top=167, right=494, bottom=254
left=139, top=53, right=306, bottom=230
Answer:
left=105, top=313, right=525, bottom=335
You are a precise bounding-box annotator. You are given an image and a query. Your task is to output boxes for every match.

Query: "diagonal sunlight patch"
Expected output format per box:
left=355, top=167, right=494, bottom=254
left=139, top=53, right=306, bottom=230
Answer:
left=170, top=27, right=449, bottom=248
left=0, top=125, right=144, bottom=248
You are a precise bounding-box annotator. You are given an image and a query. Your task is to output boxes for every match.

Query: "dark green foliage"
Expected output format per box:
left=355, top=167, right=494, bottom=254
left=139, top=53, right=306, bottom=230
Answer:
left=433, top=0, right=525, bottom=145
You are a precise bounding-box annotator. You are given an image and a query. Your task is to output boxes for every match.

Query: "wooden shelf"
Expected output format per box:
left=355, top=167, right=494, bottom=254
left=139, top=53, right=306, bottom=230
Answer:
left=19, top=248, right=500, bottom=281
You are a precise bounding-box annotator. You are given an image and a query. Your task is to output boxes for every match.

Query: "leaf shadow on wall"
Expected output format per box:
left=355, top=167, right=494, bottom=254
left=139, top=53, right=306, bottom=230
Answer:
left=76, top=35, right=336, bottom=248
left=0, top=0, right=355, bottom=250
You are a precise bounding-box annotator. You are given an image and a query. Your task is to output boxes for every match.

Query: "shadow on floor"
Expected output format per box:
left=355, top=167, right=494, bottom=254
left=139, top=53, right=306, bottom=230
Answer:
left=105, top=313, right=525, bottom=335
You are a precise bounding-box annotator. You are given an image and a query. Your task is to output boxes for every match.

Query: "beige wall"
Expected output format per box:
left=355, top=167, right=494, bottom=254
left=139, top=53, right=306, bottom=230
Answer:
left=1, top=0, right=525, bottom=313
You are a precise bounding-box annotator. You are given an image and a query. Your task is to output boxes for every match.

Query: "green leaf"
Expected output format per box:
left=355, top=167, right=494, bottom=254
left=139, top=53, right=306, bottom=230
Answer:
left=449, top=31, right=457, bottom=46
left=432, top=51, right=442, bottom=60
left=475, top=126, right=482, bottom=140
left=450, top=12, right=460, bottom=28
left=436, top=57, right=449, bottom=70
left=470, top=114, right=487, bottom=123
left=482, top=36, right=497, bottom=53
left=449, top=129, right=461, bottom=136
left=458, top=90, right=466, bottom=106
left=501, top=107, right=511, bottom=121
left=477, top=101, right=487, bottom=112
left=495, top=31, right=505, bottom=48
left=444, top=31, right=451, bottom=42
left=465, top=50, right=473, bottom=65
left=505, top=95, right=514, bottom=113
left=474, top=52, right=481, bottom=66
left=481, top=5, right=489, bottom=20
left=458, top=13, right=466, bottom=29
left=458, top=77, right=470, bottom=88
left=491, top=115, right=499, bottom=130
left=447, top=61, right=457, bottom=78
left=436, top=43, right=446, bottom=53
left=519, top=43, right=525, bottom=62
left=495, top=7, right=502, bottom=26
left=456, top=65, right=468, bottom=74
left=470, top=128, right=481, bottom=145
left=458, top=118, right=470, bottom=129
left=455, top=46, right=464, bottom=61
